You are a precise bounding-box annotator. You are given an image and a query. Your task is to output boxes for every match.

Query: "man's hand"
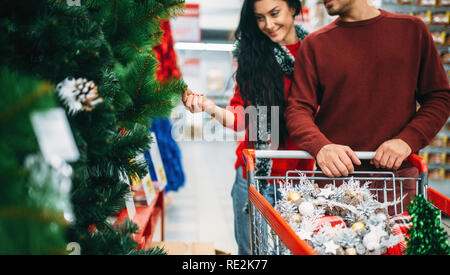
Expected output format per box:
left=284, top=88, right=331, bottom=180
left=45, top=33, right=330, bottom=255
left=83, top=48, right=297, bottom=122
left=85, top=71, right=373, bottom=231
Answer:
left=371, top=139, right=411, bottom=170
left=316, top=144, right=361, bottom=177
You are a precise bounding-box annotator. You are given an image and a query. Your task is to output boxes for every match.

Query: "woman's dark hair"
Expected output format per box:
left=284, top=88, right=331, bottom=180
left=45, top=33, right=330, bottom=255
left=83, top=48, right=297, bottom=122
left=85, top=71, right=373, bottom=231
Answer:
left=234, top=0, right=302, bottom=146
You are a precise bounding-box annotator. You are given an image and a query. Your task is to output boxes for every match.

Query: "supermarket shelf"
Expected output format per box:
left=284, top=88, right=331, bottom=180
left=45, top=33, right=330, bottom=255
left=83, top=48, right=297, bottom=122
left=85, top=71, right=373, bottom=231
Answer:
left=430, top=180, right=450, bottom=184
left=174, top=42, right=234, bottom=52
left=382, top=3, right=450, bottom=13
left=428, top=164, right=450, bottom=170
left=421, top=147, right=450, bottom=153
left=113, top=190, right=165, bottom=249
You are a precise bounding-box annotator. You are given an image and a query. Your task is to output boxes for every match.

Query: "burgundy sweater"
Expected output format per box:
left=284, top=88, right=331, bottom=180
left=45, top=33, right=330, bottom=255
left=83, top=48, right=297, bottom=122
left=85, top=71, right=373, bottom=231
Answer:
left=286, top=10, right=450, bottom=169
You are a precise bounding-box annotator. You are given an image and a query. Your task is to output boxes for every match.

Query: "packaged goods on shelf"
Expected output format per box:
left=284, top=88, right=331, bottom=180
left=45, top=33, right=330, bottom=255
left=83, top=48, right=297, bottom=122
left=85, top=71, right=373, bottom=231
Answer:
left=432, top=11, right=450, bottom=24
left=430, top=133, right=448, bottom=148
left=414, top=11, right=432, bottom=23
left=442, top=52, right=450, bottom=64
left=428, top=152, right=446, bottom=165
left=429, top=168, right=445, bottom=181
left=431, top=31, right=447, bottom=44
left=398, top=0, right=414, bottom=4
left=418, top=0, right=438, bottom=6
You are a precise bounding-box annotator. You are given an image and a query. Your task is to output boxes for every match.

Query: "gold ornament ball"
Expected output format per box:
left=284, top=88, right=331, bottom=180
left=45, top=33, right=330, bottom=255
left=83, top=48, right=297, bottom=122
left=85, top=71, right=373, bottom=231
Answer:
left=287, top=191, right=302, bottom=204
left=345, top=189, right=356, bottom=198
left=291, top=213, right=302, bottom=223
left=344, top=247, right=357, bottom=255
left=351, top=221, right=366, bottom=233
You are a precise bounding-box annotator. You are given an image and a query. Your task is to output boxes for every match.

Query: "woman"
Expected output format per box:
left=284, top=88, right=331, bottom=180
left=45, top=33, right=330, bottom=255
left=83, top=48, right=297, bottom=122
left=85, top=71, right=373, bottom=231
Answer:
left=183, top=0, right=315, bottom=255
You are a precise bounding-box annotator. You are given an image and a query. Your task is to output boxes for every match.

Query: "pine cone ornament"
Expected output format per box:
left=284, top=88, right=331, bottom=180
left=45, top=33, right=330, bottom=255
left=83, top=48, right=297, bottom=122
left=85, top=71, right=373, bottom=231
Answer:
left=56, top=77, right=103, bottom=115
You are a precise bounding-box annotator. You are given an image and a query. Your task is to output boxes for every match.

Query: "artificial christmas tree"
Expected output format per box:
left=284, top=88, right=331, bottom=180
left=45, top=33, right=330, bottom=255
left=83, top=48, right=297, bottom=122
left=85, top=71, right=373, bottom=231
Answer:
left=0, top=0, right=186, bottom=254
left=0, top=67, right=72, bottom=254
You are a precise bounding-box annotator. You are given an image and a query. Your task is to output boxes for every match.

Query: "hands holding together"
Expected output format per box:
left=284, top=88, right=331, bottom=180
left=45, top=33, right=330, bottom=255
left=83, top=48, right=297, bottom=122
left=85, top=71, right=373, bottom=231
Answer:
left=316, top=139, right=412, bottom=177
left=181, top=88, right=234, bottom=128
left=182, top=89, right=215, bottom=114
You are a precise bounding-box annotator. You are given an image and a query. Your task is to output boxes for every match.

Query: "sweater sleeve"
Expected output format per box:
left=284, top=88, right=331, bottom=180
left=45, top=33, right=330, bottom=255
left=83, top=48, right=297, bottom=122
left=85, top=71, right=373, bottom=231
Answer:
left=285, top=37, right=332, bottom=157
left=394, top=20, right=450, bottom=152
left=226, top=84, right=246, bottom=132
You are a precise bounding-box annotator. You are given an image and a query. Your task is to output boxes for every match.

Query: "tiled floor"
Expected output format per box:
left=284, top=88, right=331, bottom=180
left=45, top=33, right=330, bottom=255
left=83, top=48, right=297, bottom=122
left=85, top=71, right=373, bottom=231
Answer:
left=160, top=140, right=239, bottom=254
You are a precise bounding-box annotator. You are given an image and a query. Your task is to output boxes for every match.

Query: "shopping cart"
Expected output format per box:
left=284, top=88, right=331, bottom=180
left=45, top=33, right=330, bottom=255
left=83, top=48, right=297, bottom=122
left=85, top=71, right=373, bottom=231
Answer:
left=243, top=149, right=450, bottom=255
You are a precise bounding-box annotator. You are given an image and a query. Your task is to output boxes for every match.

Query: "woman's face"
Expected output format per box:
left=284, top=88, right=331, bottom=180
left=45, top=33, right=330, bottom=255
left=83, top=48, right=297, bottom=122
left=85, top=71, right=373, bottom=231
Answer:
left=253, top=0, right=297, bottom=45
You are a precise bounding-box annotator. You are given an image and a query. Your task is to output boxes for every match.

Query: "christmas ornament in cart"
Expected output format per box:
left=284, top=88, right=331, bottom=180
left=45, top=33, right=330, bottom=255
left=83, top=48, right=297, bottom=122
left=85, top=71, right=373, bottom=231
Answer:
left=244, top=149, right=450, bottom=255
left=274, top=174, right=407, bottom=255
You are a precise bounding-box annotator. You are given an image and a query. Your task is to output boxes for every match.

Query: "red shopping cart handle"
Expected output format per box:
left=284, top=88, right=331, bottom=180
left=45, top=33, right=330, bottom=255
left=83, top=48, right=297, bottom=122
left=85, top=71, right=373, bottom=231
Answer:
left=407, top=153, right=428, bottom=174
left=244, top=149, right=427, bottom=174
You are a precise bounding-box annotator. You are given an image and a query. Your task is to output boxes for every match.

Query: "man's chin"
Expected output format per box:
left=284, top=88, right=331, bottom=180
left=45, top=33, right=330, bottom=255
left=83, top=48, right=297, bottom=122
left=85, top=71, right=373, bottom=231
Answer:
left=326, top=8, right=339, bottom=16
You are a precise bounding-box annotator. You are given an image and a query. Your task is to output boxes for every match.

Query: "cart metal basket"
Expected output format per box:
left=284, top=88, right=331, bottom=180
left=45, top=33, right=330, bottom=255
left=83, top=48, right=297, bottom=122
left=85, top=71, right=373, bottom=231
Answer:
left=243, top=149, right=450, bottom=255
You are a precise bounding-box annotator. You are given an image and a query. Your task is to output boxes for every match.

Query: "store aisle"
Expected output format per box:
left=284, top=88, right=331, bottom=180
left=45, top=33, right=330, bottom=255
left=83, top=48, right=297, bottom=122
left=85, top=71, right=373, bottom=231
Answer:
left=163, top=140, right=239, bottom=254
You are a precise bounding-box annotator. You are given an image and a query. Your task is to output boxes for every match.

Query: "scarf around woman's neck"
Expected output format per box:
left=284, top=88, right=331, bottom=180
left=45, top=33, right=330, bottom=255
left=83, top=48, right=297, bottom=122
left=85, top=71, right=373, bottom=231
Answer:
left=233, top=24, right=308, bottom=192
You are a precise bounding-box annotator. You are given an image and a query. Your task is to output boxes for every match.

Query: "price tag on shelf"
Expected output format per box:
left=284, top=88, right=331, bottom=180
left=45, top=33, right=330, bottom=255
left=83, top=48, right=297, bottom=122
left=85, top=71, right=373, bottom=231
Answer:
left=141, top=173, right=156, bottom=206
left=119, top=172, right=136, bottom=220
left=148, top=132, right=167, bottom=191
left=30, top=107, right=79, bottom=164
left=134, top=152, right=157, bottom=206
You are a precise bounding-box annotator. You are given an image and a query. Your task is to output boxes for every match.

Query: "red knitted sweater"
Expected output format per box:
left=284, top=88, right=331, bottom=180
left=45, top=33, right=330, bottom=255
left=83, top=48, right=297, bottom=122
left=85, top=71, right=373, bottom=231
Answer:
left=228, top=41, right=315, bottom=178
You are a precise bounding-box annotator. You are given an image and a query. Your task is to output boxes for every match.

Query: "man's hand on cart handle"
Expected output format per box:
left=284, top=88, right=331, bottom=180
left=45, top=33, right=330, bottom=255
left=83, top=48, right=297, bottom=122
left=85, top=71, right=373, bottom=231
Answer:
left=316, top=144, right=361, bottom=177
left=371, top=138, right=412, bottom=170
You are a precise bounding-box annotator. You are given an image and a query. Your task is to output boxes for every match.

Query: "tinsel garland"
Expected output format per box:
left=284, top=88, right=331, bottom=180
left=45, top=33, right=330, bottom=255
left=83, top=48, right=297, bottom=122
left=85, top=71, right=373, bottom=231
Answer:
left=405, top=194, right=450, bottom=255
left=275, top=174, right=406, bottom=255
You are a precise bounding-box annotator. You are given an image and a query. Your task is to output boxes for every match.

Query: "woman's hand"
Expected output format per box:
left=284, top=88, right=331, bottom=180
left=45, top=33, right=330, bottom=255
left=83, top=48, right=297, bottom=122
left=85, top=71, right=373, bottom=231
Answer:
left=182, top=88, right=215, bottom=114
left=182, top=88, right=235, bottom=128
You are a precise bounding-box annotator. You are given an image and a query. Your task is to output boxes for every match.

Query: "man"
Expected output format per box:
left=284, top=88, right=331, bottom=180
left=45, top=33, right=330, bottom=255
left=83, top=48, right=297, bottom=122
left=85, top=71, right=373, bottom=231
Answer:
left=285, top=0, right=450, bottom=209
